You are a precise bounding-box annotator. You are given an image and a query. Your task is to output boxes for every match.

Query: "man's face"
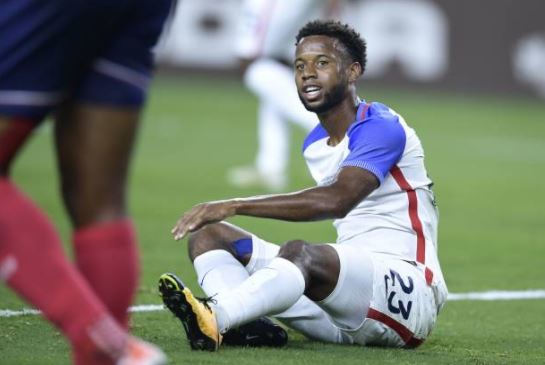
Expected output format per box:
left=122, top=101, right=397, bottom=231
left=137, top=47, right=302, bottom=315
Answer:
left=294, top=35, right=349, bottom=114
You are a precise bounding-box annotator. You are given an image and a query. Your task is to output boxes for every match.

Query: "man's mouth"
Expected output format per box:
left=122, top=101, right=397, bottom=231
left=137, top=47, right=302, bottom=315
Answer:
left=302, top=85, right=322, bottom=100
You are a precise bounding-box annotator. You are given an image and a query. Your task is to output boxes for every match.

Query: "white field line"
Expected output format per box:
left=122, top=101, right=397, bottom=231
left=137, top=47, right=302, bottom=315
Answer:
left=0, top=304, right=165, bottom=318
left=1, top=290, right=545, bottom=318
left=447, top=289, right=545, bottom=301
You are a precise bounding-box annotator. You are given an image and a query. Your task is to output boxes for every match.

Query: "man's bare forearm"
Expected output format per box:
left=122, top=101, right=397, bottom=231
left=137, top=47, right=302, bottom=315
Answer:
left=231, top=186, right=355, bottom=221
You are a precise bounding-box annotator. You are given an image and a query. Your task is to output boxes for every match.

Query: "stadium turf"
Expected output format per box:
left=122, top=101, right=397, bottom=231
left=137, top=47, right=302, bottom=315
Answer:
left=1, top=74, right=544, bottom=364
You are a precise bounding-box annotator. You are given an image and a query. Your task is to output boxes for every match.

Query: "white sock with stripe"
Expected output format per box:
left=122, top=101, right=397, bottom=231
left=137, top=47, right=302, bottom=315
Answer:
left=193, top=250, right=249, bottom=297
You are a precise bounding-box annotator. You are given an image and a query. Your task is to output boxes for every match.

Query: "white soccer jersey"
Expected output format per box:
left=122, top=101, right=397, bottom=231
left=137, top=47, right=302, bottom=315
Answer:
left=302, top=101, right=447, bottom=294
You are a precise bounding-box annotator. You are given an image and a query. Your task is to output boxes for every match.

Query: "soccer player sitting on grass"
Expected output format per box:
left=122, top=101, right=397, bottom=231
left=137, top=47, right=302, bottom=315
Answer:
left=159, top=20, right=448, bottom=351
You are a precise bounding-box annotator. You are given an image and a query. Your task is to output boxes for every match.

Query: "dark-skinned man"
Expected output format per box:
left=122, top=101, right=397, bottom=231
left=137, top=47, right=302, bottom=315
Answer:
left=159, top=20, right=448, bottom=351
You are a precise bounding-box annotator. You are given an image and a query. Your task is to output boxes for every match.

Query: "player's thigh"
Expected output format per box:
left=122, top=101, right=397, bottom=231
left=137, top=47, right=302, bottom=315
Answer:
left=315, top=244, right=374, bottom=331
left=352, top=256, right=437, bottom=347
left=53, top=0, right=172, bottom=226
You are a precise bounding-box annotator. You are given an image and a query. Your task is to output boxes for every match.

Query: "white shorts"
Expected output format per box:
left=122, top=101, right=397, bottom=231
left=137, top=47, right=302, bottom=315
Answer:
left=234, top=0, right=330, bottom=60
left=248, top=236, right=442, bottom=347
left=344, top=252, right=438, bottom=347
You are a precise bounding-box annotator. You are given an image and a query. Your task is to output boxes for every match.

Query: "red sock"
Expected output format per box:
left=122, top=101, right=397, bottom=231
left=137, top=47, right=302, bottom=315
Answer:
left=0, top=179, right=126, bottom=359
left=73, top=219, right=139, bottom=329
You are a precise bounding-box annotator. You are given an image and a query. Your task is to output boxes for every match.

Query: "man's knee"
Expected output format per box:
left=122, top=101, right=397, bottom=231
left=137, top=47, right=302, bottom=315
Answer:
left=60, top=179, right=125, bottom=227
left=277, top=240, right=313, bottom=277
left=278, top=240, right=307, bottom=259
left=187, top=223, right=240, bottom=262
left=278, top=242, right=340, bottom=300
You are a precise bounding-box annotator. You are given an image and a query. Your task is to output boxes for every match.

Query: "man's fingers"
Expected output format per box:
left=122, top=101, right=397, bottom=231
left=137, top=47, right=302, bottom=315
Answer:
left=171, top=216, right=199, bottom=240
left=173, top=228, right=187, bottom=240
left=172, top=216, right=190, bottom=240
left=171, top=204, right=213, bottom=241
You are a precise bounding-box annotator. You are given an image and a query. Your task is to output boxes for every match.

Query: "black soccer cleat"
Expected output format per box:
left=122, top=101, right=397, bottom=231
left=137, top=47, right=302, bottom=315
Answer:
left=222, top=317, right=288, bottom=348
left=158, top=273, right=222, bottom=351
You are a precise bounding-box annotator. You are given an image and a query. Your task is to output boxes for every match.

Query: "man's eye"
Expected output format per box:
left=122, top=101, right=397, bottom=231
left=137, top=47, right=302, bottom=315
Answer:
left=318, top=60, right=329, bottom=66
left=295, top=64, right=304, bottom=71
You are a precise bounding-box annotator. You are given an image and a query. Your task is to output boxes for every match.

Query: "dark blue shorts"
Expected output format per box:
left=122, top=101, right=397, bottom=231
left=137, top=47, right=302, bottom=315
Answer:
left=0, top=0, right=173, bottom=118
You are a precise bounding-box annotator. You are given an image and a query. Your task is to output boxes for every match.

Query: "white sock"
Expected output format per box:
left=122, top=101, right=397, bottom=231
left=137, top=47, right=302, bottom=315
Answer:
left=255, top=102, right=289, bottom=177
left=244, top=58, right=319, bottom=131
left=275, top=296, right=345, bottom=343
left=193, top=250, right=249, bottom=297
left=214, top=257, right=305, bottom=333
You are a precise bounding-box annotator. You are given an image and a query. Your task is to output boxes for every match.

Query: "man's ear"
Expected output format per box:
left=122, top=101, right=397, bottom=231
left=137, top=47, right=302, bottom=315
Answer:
left=348, top=62, right=362, bottom=83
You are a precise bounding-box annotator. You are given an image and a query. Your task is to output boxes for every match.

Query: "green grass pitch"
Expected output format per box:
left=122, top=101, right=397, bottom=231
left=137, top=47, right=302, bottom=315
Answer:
left=1, top=74, right=544, bottom=364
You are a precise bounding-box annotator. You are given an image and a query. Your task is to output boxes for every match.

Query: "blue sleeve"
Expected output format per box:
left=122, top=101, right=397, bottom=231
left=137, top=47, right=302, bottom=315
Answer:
left=341, top=111, right=406, bottom=184
left=302, top=123, right=328, bottom=153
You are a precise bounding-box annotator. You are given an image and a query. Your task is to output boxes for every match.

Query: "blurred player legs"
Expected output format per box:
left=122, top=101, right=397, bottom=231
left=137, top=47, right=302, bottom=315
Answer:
left=55, top=105, right=141, bottom=340
left=0, top=0, right=173, bottom=363
left=227, top=59, right=318, bottom=191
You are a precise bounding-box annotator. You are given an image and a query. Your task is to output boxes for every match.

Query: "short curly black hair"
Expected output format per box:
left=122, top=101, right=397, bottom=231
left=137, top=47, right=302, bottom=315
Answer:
left=295, top=20, right=367, bottom=75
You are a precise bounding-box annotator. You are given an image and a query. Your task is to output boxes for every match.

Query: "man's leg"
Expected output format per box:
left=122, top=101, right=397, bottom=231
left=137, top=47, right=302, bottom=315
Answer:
left=228, top=59, right=320, bottom=191
left=0, top=117, right=136, bottom=363
left=213, top=240, right=339, bottom=332
left=168, top=229, right=350, bottom=350
left=214, top=241, right=374, bottom=339
left=243, top=59, right=318, bottom=131
left=227, top=103, right=289, bottom=191
left=55, top=104, right=140, bottom=330
left=188, top=222, right=256, bottom=297
left=189, top=223, right=345, bottom=340
left=161, top=222, right=288, bottom=347
left=254, top=103, right=289, bottom=190
left=54, top=104, right=143, bottom=364
left=191, top=226, right=346, bottom=343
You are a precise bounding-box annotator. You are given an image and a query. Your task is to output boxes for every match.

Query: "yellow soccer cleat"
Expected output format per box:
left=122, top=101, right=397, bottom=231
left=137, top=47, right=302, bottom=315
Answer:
left=158, top=273, right=222, bottom=351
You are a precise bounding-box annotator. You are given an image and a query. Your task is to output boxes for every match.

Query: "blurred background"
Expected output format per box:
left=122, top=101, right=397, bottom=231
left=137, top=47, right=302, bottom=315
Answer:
left=156, top=0, right=545, bottom=98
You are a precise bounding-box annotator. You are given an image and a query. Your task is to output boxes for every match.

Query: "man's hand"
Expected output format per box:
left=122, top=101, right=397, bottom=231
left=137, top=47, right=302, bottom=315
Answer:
left=171, top=200, right=236, bottom=240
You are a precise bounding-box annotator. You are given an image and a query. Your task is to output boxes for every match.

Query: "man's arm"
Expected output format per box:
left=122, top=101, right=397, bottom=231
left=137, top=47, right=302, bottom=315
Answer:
left=172, top=166, right=378, bottom=240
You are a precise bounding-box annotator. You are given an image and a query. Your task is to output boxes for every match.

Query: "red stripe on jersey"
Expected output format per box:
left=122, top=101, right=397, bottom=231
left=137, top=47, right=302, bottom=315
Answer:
left=366, top=308, right=424, bottom=348
left=425, top=267, right=434, bottom=286
left=359, top=102, right=372, bottom=121
left=390, top=166, right=426, bottom=264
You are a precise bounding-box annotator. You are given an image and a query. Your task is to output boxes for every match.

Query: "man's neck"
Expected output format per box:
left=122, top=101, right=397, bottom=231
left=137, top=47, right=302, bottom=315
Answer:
left=317, top=94, right=359, bottom=146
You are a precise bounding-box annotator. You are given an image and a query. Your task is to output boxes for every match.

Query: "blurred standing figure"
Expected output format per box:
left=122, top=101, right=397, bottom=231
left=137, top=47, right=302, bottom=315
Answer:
left=0, top=0, right=172, bottom=364
left=228, top=0, right=343, bottom=191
